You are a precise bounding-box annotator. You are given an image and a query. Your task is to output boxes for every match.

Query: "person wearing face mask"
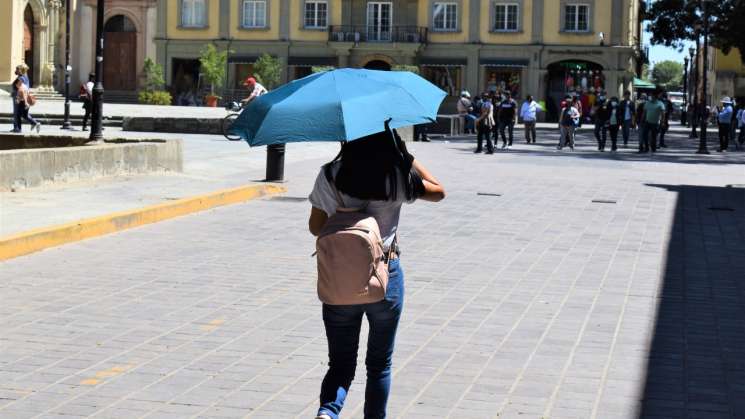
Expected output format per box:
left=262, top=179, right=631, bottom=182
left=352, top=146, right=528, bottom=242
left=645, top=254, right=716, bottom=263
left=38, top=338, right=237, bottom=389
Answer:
left=617, top=91, right=636, bottom=148
left=593, top=96, right=610, bottom=151
left=607, top=97, right=621, bottom=151
left=657, top=92, right=672, bottom=148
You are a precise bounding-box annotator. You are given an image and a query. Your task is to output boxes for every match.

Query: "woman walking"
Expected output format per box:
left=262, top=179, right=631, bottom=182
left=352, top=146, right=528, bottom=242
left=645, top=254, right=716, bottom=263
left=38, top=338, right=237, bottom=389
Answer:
left=308, top=127, right=445, bottom=419
left=13, top=78, right=41, bottom=133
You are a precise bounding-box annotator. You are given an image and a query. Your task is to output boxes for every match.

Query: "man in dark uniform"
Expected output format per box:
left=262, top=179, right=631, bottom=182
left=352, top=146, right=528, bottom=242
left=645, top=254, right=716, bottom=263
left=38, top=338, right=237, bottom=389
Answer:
left=617, top=91, right=636, bottom=147
left=658, top=92, right=673, bottom=148
left=497, top=91, right=518, bottom=149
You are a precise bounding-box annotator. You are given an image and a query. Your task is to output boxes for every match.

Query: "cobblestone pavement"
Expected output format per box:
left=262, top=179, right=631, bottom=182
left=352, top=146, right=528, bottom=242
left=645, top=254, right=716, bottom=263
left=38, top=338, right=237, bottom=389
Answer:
left=1, top=131, right=744, bottom=419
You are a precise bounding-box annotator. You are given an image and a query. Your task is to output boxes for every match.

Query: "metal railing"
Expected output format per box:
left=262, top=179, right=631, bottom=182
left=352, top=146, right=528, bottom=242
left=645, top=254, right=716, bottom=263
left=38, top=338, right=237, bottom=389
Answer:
left=328, top=26, right=428, bottom=44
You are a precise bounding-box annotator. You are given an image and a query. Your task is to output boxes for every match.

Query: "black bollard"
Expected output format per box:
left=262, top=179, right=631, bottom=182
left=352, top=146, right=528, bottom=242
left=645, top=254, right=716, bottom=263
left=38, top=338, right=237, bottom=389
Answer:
left=265, top=143, right=285, bottom=182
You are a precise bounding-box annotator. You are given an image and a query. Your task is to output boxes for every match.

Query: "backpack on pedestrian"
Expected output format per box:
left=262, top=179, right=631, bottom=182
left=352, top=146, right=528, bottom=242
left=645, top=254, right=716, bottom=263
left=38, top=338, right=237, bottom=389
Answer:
left=315, top=184, right=391, bottom=305
left=26, top=92, right=36, bottom=107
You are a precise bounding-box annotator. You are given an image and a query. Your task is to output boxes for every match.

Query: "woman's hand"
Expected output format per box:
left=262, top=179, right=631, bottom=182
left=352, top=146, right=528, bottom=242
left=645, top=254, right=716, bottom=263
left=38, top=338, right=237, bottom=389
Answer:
left=308, top=207, right=328, bottom=236
left=413, top=160, right=445, bottom=202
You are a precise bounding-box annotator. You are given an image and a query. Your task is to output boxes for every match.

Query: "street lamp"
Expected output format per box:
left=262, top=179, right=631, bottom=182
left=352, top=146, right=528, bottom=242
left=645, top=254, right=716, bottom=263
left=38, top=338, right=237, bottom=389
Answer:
left=682, top=56, right=689, bottom=126
left=89, top=0, right=105, bottom=142
left=696, top=0, right=710, bottom=154
left=61, top=0, right=72, bottom=130
left=690, top=24, right=700, bottom=139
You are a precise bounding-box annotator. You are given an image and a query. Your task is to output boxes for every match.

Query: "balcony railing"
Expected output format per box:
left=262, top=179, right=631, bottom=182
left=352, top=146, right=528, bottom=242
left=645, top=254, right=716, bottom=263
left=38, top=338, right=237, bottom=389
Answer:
left=328, top=26, right=428, bottom=44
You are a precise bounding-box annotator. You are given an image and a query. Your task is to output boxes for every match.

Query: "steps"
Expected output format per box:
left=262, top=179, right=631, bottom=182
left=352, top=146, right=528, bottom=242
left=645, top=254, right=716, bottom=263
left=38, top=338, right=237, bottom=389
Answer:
left=0, top=112, right=124, bottom=128
left=30, top=89, right=65, bottom=101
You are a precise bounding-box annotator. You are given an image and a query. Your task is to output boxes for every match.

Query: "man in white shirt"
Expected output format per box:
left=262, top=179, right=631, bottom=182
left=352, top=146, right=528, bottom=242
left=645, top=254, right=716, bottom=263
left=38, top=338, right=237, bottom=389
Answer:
left=241, top=77, right=268, bottom=106
left=519, top=95, right=543, bottom=144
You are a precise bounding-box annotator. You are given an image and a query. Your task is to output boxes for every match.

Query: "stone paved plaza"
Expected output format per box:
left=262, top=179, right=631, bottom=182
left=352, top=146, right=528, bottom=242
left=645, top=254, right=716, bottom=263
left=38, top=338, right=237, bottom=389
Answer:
left=1, top=130, right=744, bottom=418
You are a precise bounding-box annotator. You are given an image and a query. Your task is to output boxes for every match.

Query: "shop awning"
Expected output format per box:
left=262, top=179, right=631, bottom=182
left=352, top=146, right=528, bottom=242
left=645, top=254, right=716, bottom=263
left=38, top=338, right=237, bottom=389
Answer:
left=419, top=57, right=468, bottom=66
left=228, top=55, right=258, bottom=64
left=288, top=56, right=338, bottom=66
left=633, top=77, right=656, bottom=89
left=479, top=58, right=529, bottom=67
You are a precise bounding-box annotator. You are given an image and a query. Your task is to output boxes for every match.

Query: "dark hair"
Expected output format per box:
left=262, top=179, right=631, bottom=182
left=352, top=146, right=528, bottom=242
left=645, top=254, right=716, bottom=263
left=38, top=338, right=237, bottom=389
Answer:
left=89, top=73, right=95, bottom=81
left=324, top=127, right=424, bottom=202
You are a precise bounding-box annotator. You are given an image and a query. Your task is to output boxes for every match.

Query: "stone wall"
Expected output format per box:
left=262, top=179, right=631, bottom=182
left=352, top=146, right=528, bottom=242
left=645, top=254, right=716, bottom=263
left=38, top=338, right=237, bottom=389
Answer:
left=0, top=137, right=182, bottom=191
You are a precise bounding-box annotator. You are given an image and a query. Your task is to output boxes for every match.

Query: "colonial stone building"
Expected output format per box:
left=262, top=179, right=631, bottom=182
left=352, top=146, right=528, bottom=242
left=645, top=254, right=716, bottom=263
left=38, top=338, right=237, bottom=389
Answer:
left=705, top=47, right=745, bottom=106
left=0, top=0, right=67, bottom=91
left=1, top=0, right=157, bottom=99
left=156, top=0, right=642, bottom=117
left=74, top=0, right=158, bottom=96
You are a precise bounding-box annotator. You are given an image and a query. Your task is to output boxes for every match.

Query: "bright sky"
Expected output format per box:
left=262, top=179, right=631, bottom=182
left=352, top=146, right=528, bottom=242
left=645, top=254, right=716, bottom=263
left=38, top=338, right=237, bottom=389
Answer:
left=643, top=25, right=693, bottom=68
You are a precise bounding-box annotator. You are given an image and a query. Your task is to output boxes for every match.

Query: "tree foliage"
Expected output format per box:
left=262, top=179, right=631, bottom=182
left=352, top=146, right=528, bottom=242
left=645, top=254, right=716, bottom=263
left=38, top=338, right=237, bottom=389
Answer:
left=253, top=53, right=283, bottom=89
left=199, top=44, right=229, bottom=96
left=651, top=60, right=684, bottom=90
left=142, top=58, right=165, bottom=91
left=645, top=0, right=745, bottom=64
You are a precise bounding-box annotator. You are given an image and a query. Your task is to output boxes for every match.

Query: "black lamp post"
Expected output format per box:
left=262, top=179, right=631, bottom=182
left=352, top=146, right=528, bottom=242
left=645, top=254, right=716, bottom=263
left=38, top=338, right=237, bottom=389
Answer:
left=89, top=0, right=105, bottom=142
left=61, top=0, right=72, bottom=130
left=682, top=56, right=689, bottom=126
left=696, top=0, right=710, bottom=154
left=690, top=27, right=700, bottom=139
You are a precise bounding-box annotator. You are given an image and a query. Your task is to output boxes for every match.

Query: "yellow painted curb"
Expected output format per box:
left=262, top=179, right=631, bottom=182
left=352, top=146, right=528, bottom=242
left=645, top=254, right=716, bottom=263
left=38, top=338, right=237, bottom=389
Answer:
left=0, top=184, right=286, bottom=261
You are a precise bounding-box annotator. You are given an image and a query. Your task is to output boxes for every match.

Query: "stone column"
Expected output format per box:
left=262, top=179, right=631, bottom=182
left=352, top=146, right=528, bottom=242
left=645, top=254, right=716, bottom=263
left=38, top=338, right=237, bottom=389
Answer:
left=41, top=0, right=61, bottom=90
left=75, top=3, right=94, bottom=86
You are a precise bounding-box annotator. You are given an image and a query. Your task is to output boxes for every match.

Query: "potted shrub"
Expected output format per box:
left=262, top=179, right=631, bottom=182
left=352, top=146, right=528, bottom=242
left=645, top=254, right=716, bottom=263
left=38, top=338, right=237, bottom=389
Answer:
left=138, top=58, right=172, bottom=105
left=199, top=44, right=229, bottom=107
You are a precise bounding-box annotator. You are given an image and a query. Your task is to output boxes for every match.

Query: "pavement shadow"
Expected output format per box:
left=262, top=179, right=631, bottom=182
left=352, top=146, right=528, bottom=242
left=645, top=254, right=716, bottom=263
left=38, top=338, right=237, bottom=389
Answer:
left=435, top=133, right=744, bottom=166
left=639, top=184, right=745, bottom=418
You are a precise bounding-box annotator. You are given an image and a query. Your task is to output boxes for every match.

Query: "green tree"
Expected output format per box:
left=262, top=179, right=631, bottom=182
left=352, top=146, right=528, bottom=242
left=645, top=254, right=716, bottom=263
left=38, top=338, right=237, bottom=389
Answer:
left=651, top=60, right=684, bottom=90
left=253, top=53, right=282, bottom=89
left=199, top=44, right=229, bottom=96
left=645, top=0, right=745, bottom=65
left=142, top=58, right=165, bottom=91
left=311, top=66, right=334, bottom=73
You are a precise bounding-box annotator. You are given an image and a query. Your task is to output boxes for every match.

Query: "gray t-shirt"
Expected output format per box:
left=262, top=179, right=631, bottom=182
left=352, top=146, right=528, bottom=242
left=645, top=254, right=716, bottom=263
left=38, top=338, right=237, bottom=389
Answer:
left=309, top=162, right=415, bottom=249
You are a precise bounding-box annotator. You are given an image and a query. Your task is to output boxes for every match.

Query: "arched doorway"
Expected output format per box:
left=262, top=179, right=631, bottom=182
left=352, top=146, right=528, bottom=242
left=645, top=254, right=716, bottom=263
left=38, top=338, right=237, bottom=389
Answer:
left=364, top=60, right=392, bottom=71
left=545, top=60, right=605, bottom=121
left=103, top=15, right=137, bottom=91
left=23, top=5, right=35, bottom=86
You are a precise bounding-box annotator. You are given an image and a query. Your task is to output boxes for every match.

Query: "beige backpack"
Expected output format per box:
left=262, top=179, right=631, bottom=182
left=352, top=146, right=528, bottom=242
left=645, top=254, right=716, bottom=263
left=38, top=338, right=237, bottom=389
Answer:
left=316, top=186, right=389, bottom=305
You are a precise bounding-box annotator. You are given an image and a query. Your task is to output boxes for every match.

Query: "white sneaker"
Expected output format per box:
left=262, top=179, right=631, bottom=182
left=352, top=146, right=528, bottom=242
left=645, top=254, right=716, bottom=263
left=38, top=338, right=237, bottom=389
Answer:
left=315, top=415, right=332, bottom=419
left=35, top=123, right=41, bottom=133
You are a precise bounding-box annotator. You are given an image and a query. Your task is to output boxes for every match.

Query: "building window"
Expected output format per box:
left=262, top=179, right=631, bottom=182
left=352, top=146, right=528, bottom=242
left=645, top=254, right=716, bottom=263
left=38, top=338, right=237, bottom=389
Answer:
left=304, top=1, right=328, bottom=28
left=242, top=0, right=267, bottom=28
left=181, top=0, right=207, bottom=27
left=564, top=4, right=589, bottom=32
left=432, top=3, right=458, bottom=31
left=493, top=3, right=519, bottom=32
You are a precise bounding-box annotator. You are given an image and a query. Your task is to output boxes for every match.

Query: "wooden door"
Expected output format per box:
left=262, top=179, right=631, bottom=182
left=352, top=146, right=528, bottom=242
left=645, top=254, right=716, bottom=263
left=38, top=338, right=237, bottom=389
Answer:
left=103, top=32, right=137, bottom=91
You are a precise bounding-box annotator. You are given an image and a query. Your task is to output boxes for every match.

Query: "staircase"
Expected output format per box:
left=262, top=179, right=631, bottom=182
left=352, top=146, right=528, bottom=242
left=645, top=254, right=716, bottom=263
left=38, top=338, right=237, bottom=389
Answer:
left=30, top=88, right=65, bottom=101
left=105, top=90, right=140, bottom=104
left=0, top=112, right=124, bottom=128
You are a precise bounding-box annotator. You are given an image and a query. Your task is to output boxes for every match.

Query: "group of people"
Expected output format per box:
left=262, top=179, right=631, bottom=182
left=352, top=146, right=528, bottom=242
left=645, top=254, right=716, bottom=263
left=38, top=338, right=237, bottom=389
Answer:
left=9, top=64, right=41, bottom=133
left=559, top=89, right=672, bottom=153
left=457, top=90, right=543, bottom=154
left=460, top=87, right=745, bottom=154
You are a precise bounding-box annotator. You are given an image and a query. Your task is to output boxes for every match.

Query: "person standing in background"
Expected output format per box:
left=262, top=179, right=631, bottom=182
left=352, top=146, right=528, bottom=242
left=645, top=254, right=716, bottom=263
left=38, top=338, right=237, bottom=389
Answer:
left=456, top=91, right=476, bottom=134
left=475, top=92, right=495, bottom=154
left=658, top=92, right=672, bottom=148
left=9, top=65, right=30, bottom=133
left=618, top=91, right=636, bottom=148
left=640, top=91, right=666, bottom=153
left=79, top=73, right=95, bottom=131
left=717, top=97, right=734, bottom=152
left=519, top=95, right=543, bottom=144
left=607, top=97, right=621, bottom=151
left=593, top=96, right=610, bottom=151
left=497, top=91, right=518, bottom=149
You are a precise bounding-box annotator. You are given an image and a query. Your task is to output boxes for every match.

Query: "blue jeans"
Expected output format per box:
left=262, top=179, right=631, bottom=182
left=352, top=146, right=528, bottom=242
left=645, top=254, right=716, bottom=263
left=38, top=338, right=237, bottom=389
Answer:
left=11, top=98, right=20, bottom=131
left=318, top=259, right=404, bottom=419
left=622, top=119, right=632, bottom=145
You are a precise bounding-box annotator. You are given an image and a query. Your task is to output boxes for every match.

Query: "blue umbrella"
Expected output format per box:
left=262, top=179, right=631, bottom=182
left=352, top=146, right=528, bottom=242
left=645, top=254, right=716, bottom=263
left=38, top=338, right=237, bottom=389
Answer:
left=230, top=68, right=446, bottom=146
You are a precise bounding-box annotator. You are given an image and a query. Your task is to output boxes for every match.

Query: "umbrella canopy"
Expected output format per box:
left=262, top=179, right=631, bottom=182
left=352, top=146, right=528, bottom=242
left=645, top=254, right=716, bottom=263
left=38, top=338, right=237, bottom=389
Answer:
left=231, top=68, right=446, bottom=146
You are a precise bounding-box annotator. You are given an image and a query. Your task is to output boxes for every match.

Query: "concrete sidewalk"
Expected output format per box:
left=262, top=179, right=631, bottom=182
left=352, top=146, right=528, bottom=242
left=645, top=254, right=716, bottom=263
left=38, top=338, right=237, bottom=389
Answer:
left=0, top=97, right=230, bottom=119
left=0, top=130, right=743, bottom=418
left=0, top=126, right=338, bottom=238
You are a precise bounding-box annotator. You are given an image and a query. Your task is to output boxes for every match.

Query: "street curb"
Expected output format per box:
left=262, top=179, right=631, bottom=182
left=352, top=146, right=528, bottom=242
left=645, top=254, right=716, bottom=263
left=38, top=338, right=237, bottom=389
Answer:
left=0, top=184, right=286, bottom=261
